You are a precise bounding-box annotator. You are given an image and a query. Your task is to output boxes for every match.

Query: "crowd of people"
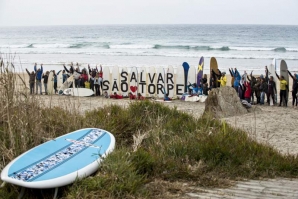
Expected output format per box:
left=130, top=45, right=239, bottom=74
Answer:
left=25, top=63, right=298, bottom=106
left=187, top=66, right=297, bottom=107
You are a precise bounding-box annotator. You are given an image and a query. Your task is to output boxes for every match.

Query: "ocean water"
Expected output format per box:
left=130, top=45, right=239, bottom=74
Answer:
left=0, top=25, right=297, bottom=74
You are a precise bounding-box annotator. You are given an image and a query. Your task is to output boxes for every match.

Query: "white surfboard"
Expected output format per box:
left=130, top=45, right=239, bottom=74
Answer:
left=120, top=67, right=129, bottom=97
left=147, top=67, right=156, bottom=97
left=47, top=71, right=55, bottom=95
left=188, top=64, right=196, bottom=86
left=176, top=66, right=185, bottom=97
left=111, top=66, right=120, bottom=94
left=199, top=95, right=207, bottom=103
left=58, top=75, right=74, bottom=95
left=138, top=67, right=147, bottom=97
left=102, top=66, right=111, bottom=94
left=268, top=58, right=278, bottom=105
left=155, top=99, right=172, bottom=103
left=1, top=128, right=115, bottom=189
left=57, top=71, right=63, bottom=90
left=165, top=66, right=175, bottom=98
left=64, top=88, right=94, bottom=97
left=185, top=95, right=200, bottom=102
left=129, top=67, right=138, bottom=96
left=156, top=67, right=165, bottom=99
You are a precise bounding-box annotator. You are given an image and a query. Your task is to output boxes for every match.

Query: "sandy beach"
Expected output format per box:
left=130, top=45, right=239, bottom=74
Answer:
left=15, top=70, right=298, bottom=156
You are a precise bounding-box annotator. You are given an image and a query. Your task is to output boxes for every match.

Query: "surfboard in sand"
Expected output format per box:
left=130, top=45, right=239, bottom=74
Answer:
left=129, top=67, right=138, bottom=96
left=268, top=59, right=278, bottom=106
left=165, top=66, right=174, bottom=98
left=111, top=66, right=120, bottom=94
left=197, top=57, right=204, bottom=86
left=176, top=66, right=185, bottom=97
left=156, top=67, right=165, bottom=98
left=58, top=75, right=73, bottom=94
left=138, top=67, right=147, bottom=97
left=63, top=88, right=94, bottom=97
left=210, top=57, right=219, bottom=88
left=47, top=71, right=55, bottom=94
left=182, top=62, right=190, bottom=93
left=120, top=67, right=129, bottom=97
left=102, top=66, right=111, bottom=94
left=1, top=128, right=115, bottom=198
left=280, top=60, right=289, bottom=106
left=147, top=67, right=156, bottom=97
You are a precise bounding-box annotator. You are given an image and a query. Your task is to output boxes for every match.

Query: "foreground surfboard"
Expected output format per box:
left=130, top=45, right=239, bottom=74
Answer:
left=1, top=128, right=115, bottom=189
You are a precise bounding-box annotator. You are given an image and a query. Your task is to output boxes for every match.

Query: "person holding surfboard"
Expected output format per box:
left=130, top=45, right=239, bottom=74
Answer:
left=25, top=68, right=36, bottom=94
left=288, top=70, right=298, bottom=107
left=275, top=72, right=288, bottom=107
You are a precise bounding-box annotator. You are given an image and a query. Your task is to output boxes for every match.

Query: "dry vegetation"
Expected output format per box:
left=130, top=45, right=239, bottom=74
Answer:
left=0, top=59, right=298, bottom=199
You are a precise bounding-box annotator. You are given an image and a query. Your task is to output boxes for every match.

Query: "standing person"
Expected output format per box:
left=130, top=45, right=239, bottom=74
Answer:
left=42, top=71, right=49, bottom=95
left=53, top=70, right=58, bottom=94
left=259, top=78, right=268, bottom=105
left=94, top=73, right=100, bottom=96
left=288, top=70, right=298, bottom=107
left=73, top=67, right=82, bottom=88
left=34, top=63, right=43, bottom=94
left=98, top=66, right=103, bottom=95
left=275, top=72, right=288, bottom=107
left=265, top=67, right=277, bottom=105
left=217, top=72, right=227, bottom=87
left=230, top=68, right=241, bottom=93
left=80, top=69, right=88, bottom=88
left=25, top=68, right=36, bottom=94
left=247, top=71, right=257, bottom=104
left=244, top=81, right=252, bottom=103
left=254, top=77, right=261, bottom=104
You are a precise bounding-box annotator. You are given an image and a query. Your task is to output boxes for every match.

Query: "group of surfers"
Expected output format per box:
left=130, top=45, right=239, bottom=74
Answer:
left=191, top=66, right=297, bottom=107
left=25, top=63, right=297, bottom=106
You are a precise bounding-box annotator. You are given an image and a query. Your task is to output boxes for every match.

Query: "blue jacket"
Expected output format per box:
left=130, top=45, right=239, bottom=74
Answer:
left=232, top=70, right=241, bottom=87
left=34, top=65, right=43, bottom=80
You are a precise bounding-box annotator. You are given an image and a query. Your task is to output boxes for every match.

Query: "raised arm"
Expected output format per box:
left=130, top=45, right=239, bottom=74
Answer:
left=288, top=70, right=294, bottom=79
left=25, top=68, right=30, bottom=75
left=229, top=68, right=234, bottom=77
left=64, top=65, right=70, bottom=73
left=275, top=72, right=280, bottom=80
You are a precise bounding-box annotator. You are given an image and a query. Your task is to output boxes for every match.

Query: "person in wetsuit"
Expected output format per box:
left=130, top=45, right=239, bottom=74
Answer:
left=288, top=70, right=298, bottom=107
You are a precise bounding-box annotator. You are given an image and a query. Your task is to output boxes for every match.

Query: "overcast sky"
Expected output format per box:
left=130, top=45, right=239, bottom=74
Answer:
left=0, top=0, right=297, bottom=26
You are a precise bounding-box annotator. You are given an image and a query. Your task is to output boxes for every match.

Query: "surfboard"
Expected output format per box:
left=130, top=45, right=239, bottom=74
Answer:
left=138, top=67, right=147, bottom=97
left=57, top=71, right=63, bottom=90
left=102, top=66, right=111, bottom=95
left=197, top=57, right=204, bottom=86
left=176, top=66, right=185, bottom=97
left=182, top=62, right=190, bottom=93
left=1, top=128, right=115, bottom=189
left=147, top=67, right=156, bottom=97
left=199, top=95, right=207, bottom=103
left=165, top=66, right=174, bottom=98
left=47, top=71, right=55, bottom=95
left=210, top=57, right=219, bottom=88
left=185, top=96, right=200, bottom=102
left=155, top=99, right=172, bottom=103
left=58, top=75, right=74, bottom=95
left=64, top=88, right=94, bottom=97
left=111, top=66, right=120, bottom=94
left=188, top=64, right=196, bottom=88
left=129, top=67, right=138, bottom=96
left=156, top=67, right=165, bottom=98
left=120, top=67, right=129, bottom=97
left=268, top=59, right=277, bottom=105
left=280, top=60, right=289, bottom=106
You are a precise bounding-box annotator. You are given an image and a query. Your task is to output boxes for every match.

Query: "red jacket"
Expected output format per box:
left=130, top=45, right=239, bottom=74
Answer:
left=81, top=74, right=88, bottom=81
left=244, top=82, right=251, bottom=98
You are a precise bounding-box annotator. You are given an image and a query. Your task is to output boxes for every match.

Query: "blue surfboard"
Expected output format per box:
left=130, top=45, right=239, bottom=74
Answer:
left=197, top=57, right=204, bottom=86
left=1, top=128, right=115, bottom=189
left=182, top=62, right=190, bottom=93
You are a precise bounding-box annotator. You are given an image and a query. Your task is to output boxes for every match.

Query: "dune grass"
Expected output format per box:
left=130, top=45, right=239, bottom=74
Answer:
left=0, top=59, right=298, bottom=198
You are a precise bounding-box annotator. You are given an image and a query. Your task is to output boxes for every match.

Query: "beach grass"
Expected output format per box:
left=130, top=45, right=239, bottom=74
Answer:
left=0, top=60, right=298, bottom=198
